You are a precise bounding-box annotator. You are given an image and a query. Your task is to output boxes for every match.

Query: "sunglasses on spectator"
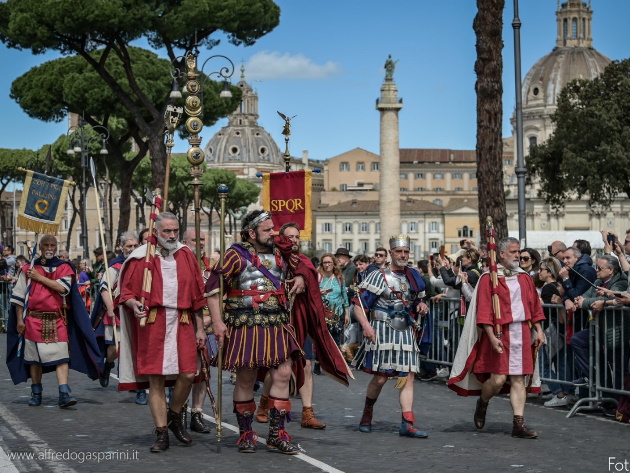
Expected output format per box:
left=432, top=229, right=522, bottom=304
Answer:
left=520, top=256, right=531, bottom=261
left=625, top=240, right=630, bottom=244
left=374, top=253, right=386, bottom=257
left=595, top=265, right=606, bottom=271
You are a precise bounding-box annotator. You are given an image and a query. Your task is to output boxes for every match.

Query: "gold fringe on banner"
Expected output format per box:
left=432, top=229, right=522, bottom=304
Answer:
left=16, top=216, right=62, bottom=236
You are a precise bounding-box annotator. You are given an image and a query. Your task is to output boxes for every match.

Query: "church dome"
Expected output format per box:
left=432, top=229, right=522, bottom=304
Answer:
left=512, top=1, right=613, bottom=150
left=521, top=1, right=611, bottom=109
left=204, top=66, right=283, bottom=167
left=522, top=47, right=610, bottom=109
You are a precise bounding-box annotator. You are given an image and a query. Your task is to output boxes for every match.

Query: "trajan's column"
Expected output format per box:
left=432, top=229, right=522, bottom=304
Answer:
left=376, top=55, right=403, bottom=244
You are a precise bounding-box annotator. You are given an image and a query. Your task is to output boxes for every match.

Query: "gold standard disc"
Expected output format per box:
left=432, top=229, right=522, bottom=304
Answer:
left=186, top=117, right=203, bottom=134
left=187, top=147, right=205, bottom=166
left=186, top=80, right=200, bottom=94
left=185, top=96, right=202, bottom=116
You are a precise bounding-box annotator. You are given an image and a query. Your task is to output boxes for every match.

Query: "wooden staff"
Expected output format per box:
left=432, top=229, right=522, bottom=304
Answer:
left=89, top=158, right=118, bottom=349
left=139, top=189, right=162, bottom=327
left=486, top=216, right=502, bottom=339
left=216, top=183, right=229, bottom=449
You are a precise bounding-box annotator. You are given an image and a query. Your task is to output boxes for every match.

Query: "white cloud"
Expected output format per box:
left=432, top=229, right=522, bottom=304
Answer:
left=245, top=51, right=341, bottom=80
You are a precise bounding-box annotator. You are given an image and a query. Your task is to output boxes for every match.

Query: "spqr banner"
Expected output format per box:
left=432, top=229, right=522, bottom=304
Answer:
left=17, top=170, right=72, bottom=234
left=262, top=170, right=312, bottom=240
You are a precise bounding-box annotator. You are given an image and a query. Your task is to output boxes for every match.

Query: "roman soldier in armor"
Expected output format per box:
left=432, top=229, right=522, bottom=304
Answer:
left=206, top=210, right=306, bottom=454
left=353, top=234, right=431, bottom=437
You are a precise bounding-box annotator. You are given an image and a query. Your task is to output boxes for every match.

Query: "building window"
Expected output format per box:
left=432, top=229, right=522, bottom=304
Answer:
left=472, top=187, right=478, bottom=191
left=454, top=187, right=463, bottom=191
left=529, top=136, right=538, bottom=150
left=339, top=162, right=350, bottom=171
left=63, top=219, right=69, bottom=231
left=360, top=222, right=369, bottom=233
left=371, top=162, right=379, bottom=171
left=503, top=159, right=513, bottom=166
left=400, top=187, right=408, bottom=191
left=414, top=187, right=425, bottom=191
left=571, top=18, right=577, bottom=39
left=343, top=241, right=352, bottom=251
left=415, top=172, right=424, bottom=179
left=452, top=172, right=462, bottom=179
left=429, top=240, right=439, bottom=251
left=409, top=222, right=418, bottom=233
left=322, top=222, right=332, bottom=233
left=563, top=18, right=568, bottom=38
left=458, top=226, right=474, bottom=238
left=343, top=222, right=353, bottom=233
left=433, top=199, right=443, bottom=206
left=434, top=173, right=444, bottom=179
left=356, top=162, right=365, bottom=171
left=360, top=241, right=369, bottom=253
left=429, top=222, right=439, bottom=233
left=399, top=173, right=407, bottom=179
left=375, top=222, right=381, bottom=234
left=433, top=187, right=444, bottom=192
left=323, top=241, right=332, bottom=252
left=470, top=172, right=477, bottom=179
left=340, top=184, right=348, bottom=191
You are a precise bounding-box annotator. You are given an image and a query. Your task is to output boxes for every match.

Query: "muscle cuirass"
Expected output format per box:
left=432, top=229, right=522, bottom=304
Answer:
left=228, top=252, right=287, bottom=312
left=373, top=268, right=419, bottom=312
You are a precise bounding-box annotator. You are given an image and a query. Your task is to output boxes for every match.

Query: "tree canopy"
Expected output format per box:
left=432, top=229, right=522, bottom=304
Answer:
left=527, top=59, right=630, bottom=209
left=9, top=46, right=243, bottom=238
left=0, top=0, right=280, bottom=188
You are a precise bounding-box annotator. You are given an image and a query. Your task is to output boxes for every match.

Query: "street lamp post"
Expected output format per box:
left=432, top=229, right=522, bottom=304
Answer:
left=513, top=0, right=527, bottom=245
left=67, top=117, right=110, bottom=259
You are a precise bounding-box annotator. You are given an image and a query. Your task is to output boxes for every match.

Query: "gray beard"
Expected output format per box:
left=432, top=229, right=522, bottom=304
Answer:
left=44, top=251, right=55, bottom=259
left=504, top=260, right=520, bottom=270
left=157, top=235, right=178, bottom=251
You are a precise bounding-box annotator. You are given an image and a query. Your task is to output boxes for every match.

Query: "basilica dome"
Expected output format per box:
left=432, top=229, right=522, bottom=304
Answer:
left=204, top=66, right=283, bottom=170
left=522, top=46, right=610, bottom=109
left=516, top=1, right=611, bottom=148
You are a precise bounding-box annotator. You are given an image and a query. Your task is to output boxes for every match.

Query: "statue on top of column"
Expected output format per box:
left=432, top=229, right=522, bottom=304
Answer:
left=384, top=54, right=398, bottom=79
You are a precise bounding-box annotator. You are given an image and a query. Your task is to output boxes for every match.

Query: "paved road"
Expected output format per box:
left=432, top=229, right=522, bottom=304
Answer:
left=0, top=334, right=628, bottom=473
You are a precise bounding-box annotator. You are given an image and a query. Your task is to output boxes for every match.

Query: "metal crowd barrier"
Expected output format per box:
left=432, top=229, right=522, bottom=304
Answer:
left=0, top=280, right=12, bottom=332
left=567, top=306, right=630, bottom=419
left=423, top=297, right=464, bottom=368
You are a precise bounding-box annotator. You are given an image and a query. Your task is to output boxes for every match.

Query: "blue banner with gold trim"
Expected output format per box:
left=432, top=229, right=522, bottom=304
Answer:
left=17, top=170, right=72, bottom=235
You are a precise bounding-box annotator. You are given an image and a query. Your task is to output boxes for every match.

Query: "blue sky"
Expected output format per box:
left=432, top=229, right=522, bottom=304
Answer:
left=1, top=0, right=628, bottom=161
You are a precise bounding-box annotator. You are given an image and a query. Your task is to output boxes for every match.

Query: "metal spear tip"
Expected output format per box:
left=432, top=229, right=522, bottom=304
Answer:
left=217, top=184, right=229, bottom=195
